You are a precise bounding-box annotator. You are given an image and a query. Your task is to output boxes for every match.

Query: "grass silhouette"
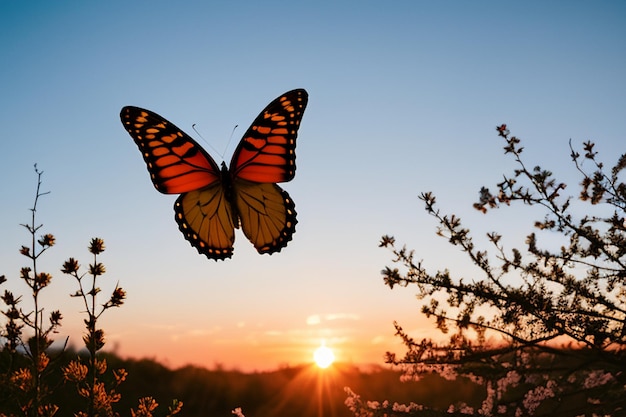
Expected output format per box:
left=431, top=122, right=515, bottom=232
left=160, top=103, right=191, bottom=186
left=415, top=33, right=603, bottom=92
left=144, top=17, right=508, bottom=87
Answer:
left=0, top=166, right=181, bottom=417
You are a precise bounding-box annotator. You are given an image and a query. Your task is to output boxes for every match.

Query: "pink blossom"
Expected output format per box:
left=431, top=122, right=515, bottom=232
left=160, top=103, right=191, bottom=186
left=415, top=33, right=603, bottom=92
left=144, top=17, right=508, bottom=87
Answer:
left=522, top=380, right=557, bottom=414
left=583, top=370, right=614, bottom=389
left=497, top=370, right=521, bottom=395
left=366, top=401, right=380, bottom=409
left=231, top=408, right=245, bottom=417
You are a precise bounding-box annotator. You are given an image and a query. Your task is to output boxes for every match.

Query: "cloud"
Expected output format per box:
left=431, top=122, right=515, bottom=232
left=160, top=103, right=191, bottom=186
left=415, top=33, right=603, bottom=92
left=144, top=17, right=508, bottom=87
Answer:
left=306, top=313, right=360, bottom=326
left=188, top=327, right=222, bottom=337
left=325, top=313, right=360, bottom=321
left=166, top=326, right=222, bottom=342
left=144, top=323, right=178, bottom=331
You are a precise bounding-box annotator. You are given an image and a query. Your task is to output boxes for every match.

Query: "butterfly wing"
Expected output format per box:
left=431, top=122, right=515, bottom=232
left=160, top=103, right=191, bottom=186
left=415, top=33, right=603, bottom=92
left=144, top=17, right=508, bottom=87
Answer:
left=230, top=89, right=308, bottom=183
left=229, top=89, right=307, bottom=255
left=121, top=106, right=236, bottom=260
left=233, top=180, right=297, bottom=255
left=120, top=106, right=221, bottom=194
left=174, top=185, right=236, bottom=260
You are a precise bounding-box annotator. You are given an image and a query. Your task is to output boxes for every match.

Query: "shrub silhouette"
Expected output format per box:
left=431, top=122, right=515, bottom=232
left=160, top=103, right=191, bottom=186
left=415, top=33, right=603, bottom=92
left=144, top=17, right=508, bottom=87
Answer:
left=346, top=126, right=626, bottom=416
left=0, top=166, right=181, bottom=417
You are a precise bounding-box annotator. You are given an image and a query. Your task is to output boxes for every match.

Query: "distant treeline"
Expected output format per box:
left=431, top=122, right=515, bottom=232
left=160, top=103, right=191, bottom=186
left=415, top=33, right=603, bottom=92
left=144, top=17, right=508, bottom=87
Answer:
left=0, top=348, right=484, bottom=416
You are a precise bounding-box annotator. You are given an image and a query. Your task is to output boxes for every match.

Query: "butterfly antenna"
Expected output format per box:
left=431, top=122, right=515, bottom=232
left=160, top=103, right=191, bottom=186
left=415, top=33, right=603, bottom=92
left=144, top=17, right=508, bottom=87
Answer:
left=192, top=123, right=224, bottom=158
left=223, top=124, right=238, bottom=155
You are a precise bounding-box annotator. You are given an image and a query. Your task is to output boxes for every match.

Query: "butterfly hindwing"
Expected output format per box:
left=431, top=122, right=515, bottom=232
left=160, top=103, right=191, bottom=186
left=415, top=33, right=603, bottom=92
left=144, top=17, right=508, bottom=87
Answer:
left=174, top=184, right=236, bottom=260
left=233, top=180, right=297, bottom=255
left=121, top=106, right=221, bottom=194
left=230, top=89, right=308, bottom=183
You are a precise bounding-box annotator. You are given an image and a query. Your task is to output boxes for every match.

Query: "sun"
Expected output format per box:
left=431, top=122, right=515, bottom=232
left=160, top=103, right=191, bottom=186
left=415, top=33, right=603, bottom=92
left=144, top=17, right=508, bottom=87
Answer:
left=313, top=341, right=335, bottom=368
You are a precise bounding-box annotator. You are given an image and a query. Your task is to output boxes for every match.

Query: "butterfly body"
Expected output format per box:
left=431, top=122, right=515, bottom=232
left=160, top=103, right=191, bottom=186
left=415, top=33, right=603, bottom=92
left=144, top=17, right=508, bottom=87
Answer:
left=120, top=89, right=308, bottom=260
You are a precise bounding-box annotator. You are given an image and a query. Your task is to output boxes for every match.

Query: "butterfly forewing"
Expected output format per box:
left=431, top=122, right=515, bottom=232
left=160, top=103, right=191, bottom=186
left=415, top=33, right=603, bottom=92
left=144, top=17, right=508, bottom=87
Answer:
left=121, top=106, right=221, bottom=194
left=230, top=89, right=308, bottom=183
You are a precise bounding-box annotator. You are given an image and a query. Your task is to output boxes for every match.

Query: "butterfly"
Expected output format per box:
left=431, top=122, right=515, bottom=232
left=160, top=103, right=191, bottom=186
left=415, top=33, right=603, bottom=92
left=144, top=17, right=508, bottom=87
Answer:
left=120, top=89, right=308, bottom=260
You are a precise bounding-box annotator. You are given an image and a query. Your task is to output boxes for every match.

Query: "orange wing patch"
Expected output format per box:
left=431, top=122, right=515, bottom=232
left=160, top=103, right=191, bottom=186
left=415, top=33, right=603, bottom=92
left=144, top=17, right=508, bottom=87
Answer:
left=230, top=89, right=307, bottom=183
left=121, top=106, right=221, bottom=194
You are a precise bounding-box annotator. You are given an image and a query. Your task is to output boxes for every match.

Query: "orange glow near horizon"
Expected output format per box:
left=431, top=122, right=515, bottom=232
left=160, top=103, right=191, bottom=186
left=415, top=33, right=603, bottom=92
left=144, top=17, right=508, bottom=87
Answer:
left=95, top=305, right=443, bottom=372
left=98, top=316, right=442, bottom=372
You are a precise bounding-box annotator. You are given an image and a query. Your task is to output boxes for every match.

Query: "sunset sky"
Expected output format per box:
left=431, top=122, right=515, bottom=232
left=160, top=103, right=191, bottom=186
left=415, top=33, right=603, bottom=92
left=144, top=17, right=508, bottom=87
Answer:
left=1, top=2, right=625, bottom=371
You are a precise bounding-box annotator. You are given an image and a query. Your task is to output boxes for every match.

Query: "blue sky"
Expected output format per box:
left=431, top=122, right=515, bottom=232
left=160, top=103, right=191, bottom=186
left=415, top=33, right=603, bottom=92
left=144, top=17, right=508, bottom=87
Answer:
left=1, top=1, right=624, bottom=370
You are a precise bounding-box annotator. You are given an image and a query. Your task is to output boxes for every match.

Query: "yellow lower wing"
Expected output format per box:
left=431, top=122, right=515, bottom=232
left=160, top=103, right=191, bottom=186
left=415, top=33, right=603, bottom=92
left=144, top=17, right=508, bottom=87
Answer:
left=173, top=180, right=297, bottom=260
left=234, top=180, right=297, bottom=255
left=174, top=184, right=236, bottom=260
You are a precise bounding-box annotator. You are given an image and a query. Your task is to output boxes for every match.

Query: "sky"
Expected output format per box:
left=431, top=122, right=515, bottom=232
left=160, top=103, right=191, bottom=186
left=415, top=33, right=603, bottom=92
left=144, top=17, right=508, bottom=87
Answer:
left=0, top=1, right=625, bottom=372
